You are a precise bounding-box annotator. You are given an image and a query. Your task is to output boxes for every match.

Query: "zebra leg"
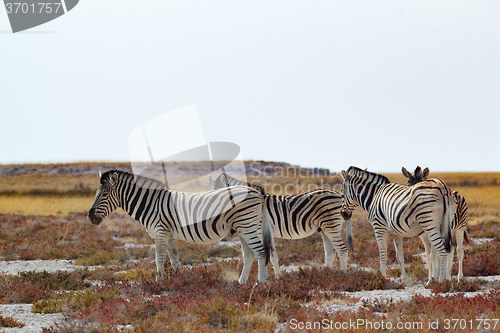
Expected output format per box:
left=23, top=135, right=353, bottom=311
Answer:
left=154, top=234, right=169, bottom=282
left=431, top=245, right=440, bottom=281
left=437, top=250, right=448, bottom=283
left=419, top=234, right=434, bottom=283
left=238, top=234, right=268, bottom=283
left=456, top=229, right=465, bottom=281
left=447, top=245, right=455, bottom=280
left=269, top=241, right=281, bottom=279
left=320, top=231, right=336, bottom=269
left=321, top=230, right=348, bottom=271
left=166, top=238, right=181, bottom=267
left=374, top=231, right=389, bottom=278
left=238, top=235, right=256, bottom=284
left=427, top=233, right=448, bottom=282
left=392, top=236, right=407, bottom=280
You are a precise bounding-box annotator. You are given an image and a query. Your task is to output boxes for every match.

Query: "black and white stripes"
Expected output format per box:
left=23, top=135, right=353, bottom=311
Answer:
left=88, top=170, right=274, bottom=283
left=209, top=173, right=351, bottom=270
left=402, top=166, right=469, bottom=280
left=341, top=166, right=454, bottom=282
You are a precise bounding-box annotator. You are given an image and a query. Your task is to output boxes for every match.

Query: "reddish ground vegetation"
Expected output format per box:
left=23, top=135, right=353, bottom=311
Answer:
left=0, top=210, right=498, bottom=332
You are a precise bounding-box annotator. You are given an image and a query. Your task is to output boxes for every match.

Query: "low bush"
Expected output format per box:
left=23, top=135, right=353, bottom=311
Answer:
left=0, top=314, right=25, bottom=328
left=0, top=270, right=91, bottom=304
left=425, top=278, right=485, bottom=294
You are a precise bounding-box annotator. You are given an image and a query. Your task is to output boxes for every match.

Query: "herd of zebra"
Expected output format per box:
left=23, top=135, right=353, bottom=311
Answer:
left=87, top=165, right=468, bottom=285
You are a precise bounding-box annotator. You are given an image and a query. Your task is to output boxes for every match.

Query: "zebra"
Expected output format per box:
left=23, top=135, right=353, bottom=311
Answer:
left=340, top=166, right=453, bottom=282
left=87, top=170, right=275, bottom=284
left=208, top=173, right=353, bottom=271
left=402, top=166, right=469, bottom=281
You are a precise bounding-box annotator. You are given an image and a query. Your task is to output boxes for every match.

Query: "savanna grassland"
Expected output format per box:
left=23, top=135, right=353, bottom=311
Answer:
left=0, top=162, right=500, bottom=333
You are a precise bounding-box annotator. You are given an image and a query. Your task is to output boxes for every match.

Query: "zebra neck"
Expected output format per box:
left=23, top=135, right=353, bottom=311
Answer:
left=354, top=183, right=379, bottom=212
left=118, top=181, right=165, bottom=224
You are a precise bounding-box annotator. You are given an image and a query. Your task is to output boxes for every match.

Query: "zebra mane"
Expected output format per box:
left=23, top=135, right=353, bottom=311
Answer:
left=101, top=170, right=167, bottom=190
left=346, top=166, right=390, bottom=185
left=220, top=173, right=266, bottom=195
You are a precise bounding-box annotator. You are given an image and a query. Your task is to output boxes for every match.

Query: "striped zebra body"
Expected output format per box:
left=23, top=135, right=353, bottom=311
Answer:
left=209, top=174, right=351, bottom=271
left=402, top=166, right=469, bottom=280
left=341, top=166, right=453, bottom=282
left=88, top=170, right=273, bottom=284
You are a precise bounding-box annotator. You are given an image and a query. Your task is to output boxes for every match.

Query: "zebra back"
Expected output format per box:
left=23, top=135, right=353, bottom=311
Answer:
left=209, top=173, right=266, bottom=195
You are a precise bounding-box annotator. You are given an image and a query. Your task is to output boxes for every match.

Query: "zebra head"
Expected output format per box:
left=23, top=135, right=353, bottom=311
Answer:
left=402, top=166, right=430, bottom=185
left=88, top=171, right=121, bottom=225
left=208, top=173, right=229, bottom=190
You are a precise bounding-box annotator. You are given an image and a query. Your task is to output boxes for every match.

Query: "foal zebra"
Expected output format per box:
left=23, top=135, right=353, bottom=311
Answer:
left=209, top=173, right=352, bottom=271
left=87, top=170, right=274, bottom=284
left=402, top=166, right=469, bottom=281
left=341, top=166, right=453, bottom=282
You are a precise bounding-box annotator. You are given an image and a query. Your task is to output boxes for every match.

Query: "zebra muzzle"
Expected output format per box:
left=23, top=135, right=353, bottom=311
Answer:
left=87, top=208, right=103, bottom=225
left=341, top=208, right=352, bottom=220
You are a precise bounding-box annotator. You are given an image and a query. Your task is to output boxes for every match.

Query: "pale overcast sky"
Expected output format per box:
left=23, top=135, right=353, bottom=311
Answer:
left=1, top=1, right=499, bottom=172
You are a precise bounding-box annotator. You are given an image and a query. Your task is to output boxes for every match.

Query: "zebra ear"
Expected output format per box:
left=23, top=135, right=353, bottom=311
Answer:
left=414, top=166, right=422, bottom=178
left=109, top=172, right=119, bottom=187
left=220, top=173, right=229, bottom=186
left=99, top=171, right=102, bottom=178
left=401, top=167, right=412, bottom=179
left=422, top=167, right=430, bottom=179
left=208, top=175, right=215, bottom=186
left=341, top=170, right=349, bottom=181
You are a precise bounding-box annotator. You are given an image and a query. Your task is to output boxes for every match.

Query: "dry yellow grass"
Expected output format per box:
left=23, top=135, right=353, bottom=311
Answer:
left=0, top=165, right=499, bottom=223
left=0, top=195, right=95, bottom=216
left=452, top=186, right=500, bottom=225
left=386, top=171, right=500, bottom=187
left=0, top=174, right=99, bottom=194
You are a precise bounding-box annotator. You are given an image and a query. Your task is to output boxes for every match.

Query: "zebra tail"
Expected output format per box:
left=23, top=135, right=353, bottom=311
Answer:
left=261, top=204, right=273, bottom=266
left=341, top=207, right=353, bottom=251
left=346, top=218, right=354, bottom=252
left=443, top=190, right=453, bottom=253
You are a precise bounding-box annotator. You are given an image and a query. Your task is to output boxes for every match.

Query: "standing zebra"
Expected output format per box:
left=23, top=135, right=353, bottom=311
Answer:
left=340, top=166, right=453, bottom=282
left=402, top=166, right=469, bottom=281
left=87, top=170, right=274, bottom=284
left=209, top=173, right=353, bottom=271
